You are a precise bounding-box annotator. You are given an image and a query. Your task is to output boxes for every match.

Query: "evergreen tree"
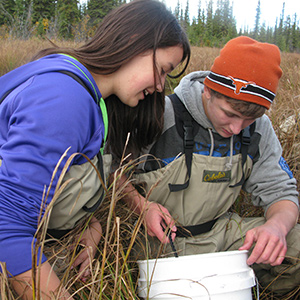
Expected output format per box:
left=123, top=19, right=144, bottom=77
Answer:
left=276, top=2, right=286, bottom=50
left=196, top=0, right=205, bottom=45
left=212, top=0, right=236, bottom=45
left=174, top=0, right=180, bottom=21
left=14, top=0, right=31, bottom=20
left=265, top=26, right=274, bottom=44
left=291, top=14, right=299, bottom=52
left=87, top=0, right=119, bottom=28
left=225, top=1, right=237, bottom=40
left=57, top=0, right=80, bottom=39
left=213, top=0, right=222, bottom=40
left=32, top=0, right=55, bottom=24
left=253, top=0, right=261, bottom=39
left=197, top=0, right=202, bottom=23
left=183, top=0, right=190, bottom=31
left=0, top=0, right=15, bottom=25
left=204, top=0, right=213, bottom=46
left=179, top=6, right=184, bottom=26
left=11, top=0, right=34, bottom=38
left=188, top=0, right=205, bottom=46
left=259, top=21, right=267, bottom=42
left=284, top=15, right=292, bottom=51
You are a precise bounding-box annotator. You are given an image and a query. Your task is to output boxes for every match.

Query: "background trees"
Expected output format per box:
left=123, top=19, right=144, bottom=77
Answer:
left=176, top=0, right=300, bottom=51
left=0, top=0, right=299, bottom=52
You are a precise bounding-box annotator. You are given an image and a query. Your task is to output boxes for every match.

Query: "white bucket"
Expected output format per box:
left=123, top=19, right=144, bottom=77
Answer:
left=137, top=250, right=257, bottom=300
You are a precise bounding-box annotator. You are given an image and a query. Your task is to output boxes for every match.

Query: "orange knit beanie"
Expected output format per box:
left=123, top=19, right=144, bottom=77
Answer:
left=204, top=36, right=282, bottom=109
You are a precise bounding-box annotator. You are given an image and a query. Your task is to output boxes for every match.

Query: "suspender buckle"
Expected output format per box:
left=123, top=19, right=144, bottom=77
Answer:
left=184, top=123, right=194, bottom=148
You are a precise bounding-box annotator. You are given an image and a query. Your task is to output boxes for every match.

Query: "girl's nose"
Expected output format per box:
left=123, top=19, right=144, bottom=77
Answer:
left=156, top=82, right=163, bottom=93
left=156, top=74, right=167, bottom=93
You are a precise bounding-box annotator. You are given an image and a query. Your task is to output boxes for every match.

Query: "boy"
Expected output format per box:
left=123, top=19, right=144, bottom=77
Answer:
left=126, top=36, right=300, bottom=294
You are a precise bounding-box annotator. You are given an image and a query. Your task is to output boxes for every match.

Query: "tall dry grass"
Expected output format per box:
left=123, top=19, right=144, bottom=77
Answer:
left=0, top=38, right=80, bottom=76
left=0, top=39, right=300, bottom=299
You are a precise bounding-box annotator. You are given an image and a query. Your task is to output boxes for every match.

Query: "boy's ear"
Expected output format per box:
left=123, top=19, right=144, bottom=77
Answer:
left=203, top=85, right=211, bottom=99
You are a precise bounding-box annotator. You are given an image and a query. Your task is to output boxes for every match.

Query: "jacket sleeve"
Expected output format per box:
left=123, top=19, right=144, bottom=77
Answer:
left=243, top=115, right=299, bottom=213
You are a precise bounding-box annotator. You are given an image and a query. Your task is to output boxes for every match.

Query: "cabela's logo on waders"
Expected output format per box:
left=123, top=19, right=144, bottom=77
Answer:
left=203, top=170, right=231, bottom=182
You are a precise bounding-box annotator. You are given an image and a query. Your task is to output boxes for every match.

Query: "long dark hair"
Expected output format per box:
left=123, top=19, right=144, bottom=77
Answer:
left=33, top=0, right=191, bottom=160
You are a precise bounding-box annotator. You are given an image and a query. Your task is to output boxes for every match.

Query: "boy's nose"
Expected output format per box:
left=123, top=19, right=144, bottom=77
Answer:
left=229, top=119, right=244, bottom=135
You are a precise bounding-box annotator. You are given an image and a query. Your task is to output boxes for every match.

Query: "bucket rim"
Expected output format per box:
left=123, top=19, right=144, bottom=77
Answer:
left=137, top=249, right=249, bottom=264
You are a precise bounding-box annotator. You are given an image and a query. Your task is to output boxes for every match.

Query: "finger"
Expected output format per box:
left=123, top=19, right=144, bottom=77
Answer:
left=170, top=231, right=176, bottom=242
left=81, top=270, right=91, bottom=282
left=272, top=250, right=286, bottom=266
left=164, top=214, right=176, bottom=229
left=161, top=216, right=177, bottom=234
left=72, top=247, right=89, bottom=268
left=247, top=237, right=268, bottom=265
left=79, top=261, right=91, bottom=281
left=239, top=231, right=255, bottom=251
left=255, top=234, right=284, bottom=264
left=72, top=253, right=86, bottom=269
left=164, top=220, right=177, bottom=242
left=263, top=239, right=283, bottom=265
left=270, top=244, right=287, bottom=266
left=146, top=220, right=165, bottom=241
left=159, top=223, right=171, bottom=244
left=159, top=221, right=175, bottom=244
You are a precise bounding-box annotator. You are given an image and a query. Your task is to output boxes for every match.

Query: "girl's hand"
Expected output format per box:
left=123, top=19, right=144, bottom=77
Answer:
left=72, top=216, right=102, bottom=281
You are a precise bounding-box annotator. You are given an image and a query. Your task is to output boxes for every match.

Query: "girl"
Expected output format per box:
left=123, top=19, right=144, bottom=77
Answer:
left=0, top=0, right=190, bottom=298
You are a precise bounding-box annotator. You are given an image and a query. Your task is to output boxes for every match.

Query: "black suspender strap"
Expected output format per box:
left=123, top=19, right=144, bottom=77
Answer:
left=168, top=93, right=198, bottom=192
left=229, top=123, right=255, bottom=188
left=58, top=70, right=95, bottom=102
